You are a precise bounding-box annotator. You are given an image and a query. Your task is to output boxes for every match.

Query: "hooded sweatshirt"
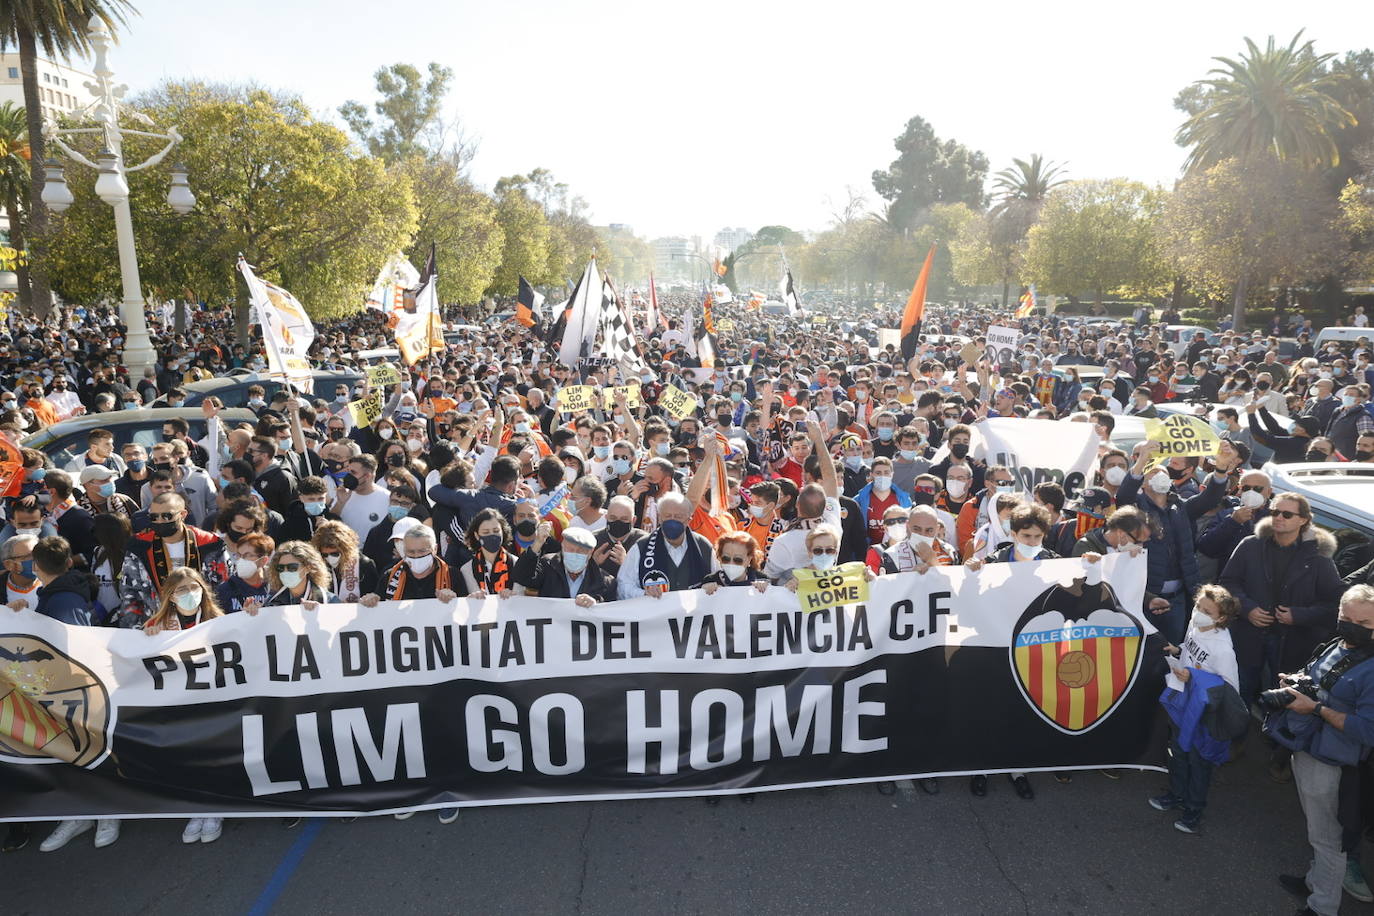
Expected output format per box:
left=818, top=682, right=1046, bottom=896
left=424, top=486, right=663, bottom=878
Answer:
left=35, top=569, right=96, bottom=626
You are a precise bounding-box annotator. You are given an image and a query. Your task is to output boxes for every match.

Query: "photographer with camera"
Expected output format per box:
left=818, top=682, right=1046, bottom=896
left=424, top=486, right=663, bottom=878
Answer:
left=1271, top=585, right=1374, bottom=916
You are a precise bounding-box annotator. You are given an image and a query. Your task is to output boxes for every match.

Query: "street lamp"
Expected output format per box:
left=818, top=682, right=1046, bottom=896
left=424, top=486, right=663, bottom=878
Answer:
left=39, top=13, right=195, bottom=375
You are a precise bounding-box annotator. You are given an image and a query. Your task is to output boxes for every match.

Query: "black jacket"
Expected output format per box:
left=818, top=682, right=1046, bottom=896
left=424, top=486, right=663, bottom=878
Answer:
left=593, top=527, right=646, bottom=579
left=254, top=462, right=298, bottom=516
left=35, top=569, right=96, bottom=626
left=276, top=502, right=342, bottom=545
left=512, top=549, right=614, bottom=602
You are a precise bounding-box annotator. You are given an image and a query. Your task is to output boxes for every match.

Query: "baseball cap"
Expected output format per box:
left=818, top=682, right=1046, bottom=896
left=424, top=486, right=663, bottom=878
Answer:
left=1069, top=486, right=1114, bottom=518
left=79, top=465, right=117, bottom=484
left=390, top=516, right=422, bottom=541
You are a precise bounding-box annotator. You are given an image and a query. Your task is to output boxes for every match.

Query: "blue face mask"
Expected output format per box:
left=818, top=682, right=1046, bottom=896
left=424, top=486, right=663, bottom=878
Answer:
left=303, top=500, right=326, bottom=516
left=28, top=468, right=45, bottom=482
left=98, top=482, right=116, bottom=498
left=593, top=445, right=611, bottom=459
left=388, top=505, right=409, bottom=521
left=562, top=550, right=589, bottom=574
left=218, top=475, right=232, bottom=490
left=730, top=391, right=743, bottom=402
left=899, top=448, right=918, bottom=461
left=655, top=442, right=670, bottom=457
left=612, top=458, right=632, bottom=475
left=19, top=559, right=33, bottom=579
left=877, top=427, right=895, bottom=441
left=660, top=519, right=686, bottom=540
left=127, top=459, right=146, bottom=472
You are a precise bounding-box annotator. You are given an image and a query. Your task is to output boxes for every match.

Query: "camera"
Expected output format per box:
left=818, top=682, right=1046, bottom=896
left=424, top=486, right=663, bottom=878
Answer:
left=1258, top=673, right=1320, bottom=712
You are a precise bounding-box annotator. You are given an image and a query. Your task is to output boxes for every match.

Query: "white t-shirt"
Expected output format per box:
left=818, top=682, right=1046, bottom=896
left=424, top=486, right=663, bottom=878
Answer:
left=1168, top=623, right=1239, bottom=693
left=339, top=485, right=392, bottom=538
left=7, top=576, right=39, bottom=611
left=92, top=557, right=120, bottom=612
left=568, top=512, right=607, bottom=534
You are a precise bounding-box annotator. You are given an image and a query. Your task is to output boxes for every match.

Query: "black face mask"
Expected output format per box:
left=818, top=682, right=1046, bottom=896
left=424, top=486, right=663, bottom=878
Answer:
left=911, top=491, right=935, bottom=507
left=717, top=415, right=732, bottom=428
left=328, top=428, right=344, bottom=441
left=1305, top=450, right=1327, bottom=462
left=340, top=473, right=360, bottom=491
left=1337, top=619, right=1374, bottom=647
left=386, top=453, right=406, bottom=468
left=152, top=462, right=173, bottom=474
left=606, top=519, right=633, bottom=539
left=514, top=519, right=538, bottom=538
left=949, top=443, right=969, bottom=460
left=152, top=519, right=181, bottom=539
left=1166, top=465, right=1188, bottom=480
left=1357, top=450, right=1373, bottom=462
left=479, top=533, right=504, bottom=554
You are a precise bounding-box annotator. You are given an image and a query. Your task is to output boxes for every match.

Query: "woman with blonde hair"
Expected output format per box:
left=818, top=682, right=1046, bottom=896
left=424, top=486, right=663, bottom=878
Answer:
left=243, top=541, right=333, bottom=613
left=311, top=520, right=377, bottom=602
left=142, top=567, right=224, bottom=635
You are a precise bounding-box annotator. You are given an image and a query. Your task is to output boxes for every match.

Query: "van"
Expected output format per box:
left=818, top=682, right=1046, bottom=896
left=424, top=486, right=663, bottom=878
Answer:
left=1313, top=327, right=1372, bottom=351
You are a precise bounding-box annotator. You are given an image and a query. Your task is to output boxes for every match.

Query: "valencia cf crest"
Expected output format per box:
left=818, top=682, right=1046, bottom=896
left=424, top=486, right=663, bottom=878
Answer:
left=1009, top=582, right=1144, bottom=735
left=0, top=634, right=111, bottom=767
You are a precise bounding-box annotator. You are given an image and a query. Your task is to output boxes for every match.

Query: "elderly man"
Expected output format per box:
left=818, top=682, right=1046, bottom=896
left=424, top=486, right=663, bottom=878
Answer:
left=618, top=492, right=718, bottom=599
left=0, top=533, right=40, bottom=612
left=1197, top=469, right=1271, bottom=567
left=1278, top=585, right=1374, bottom=916
left=876, top=505, right=959, bottom=573
left=592, top=495, right=644, bottom=580
left=361, top=524, right=457, bottom=604
left=512, top=523, right=612, bottom=605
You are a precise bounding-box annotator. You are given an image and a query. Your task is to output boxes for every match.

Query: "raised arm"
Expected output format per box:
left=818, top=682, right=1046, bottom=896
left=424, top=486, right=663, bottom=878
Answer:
left=808, top=421, right=838, bottom=498
left=684, top=433, right=719, bottom=509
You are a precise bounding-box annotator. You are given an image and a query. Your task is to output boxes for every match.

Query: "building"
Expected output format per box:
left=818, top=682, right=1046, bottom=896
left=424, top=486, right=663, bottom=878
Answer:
left=0, top=53, right=95, bottom=122
left=651, top=236, right=695, bottom=278
left=713, top=227, right=753, bottom=254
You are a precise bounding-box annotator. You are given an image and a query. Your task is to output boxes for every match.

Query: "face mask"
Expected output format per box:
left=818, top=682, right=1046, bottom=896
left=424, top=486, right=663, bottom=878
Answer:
left=872, top=475, right=892, bottom=493
left=899, top=448, right=918, bottom=462
left=14, top=527, right=39, bottom=538
left=1357, top=450, right=1374, bottom=462
left=946, top=479, right=968, bottom=498
left=730, top=391, right=743, bottom=403
left=749, top=504, right=769, bottom=519
left=1319, top=371, right=1332, bottom=380
left=1338, top=619, right=1374, bottom=646
left=606, top=519, right=632, bottom=539
left=341, top=473, right=360, bottom=491
left=278, top=569, right=303, bottom=589
left=1148, top=375, right=1159, bottom=384
left=884, top=522, right=906, bottom=543
left=479, top=533, right=504, bottom=553
left=514, top=519, right=538, bottom=538
left=655, top=442, right=670, bottom=457
left=593, top=445, right=611, bottom=460
left=612, top=458, right=632, bottom=475
left=303, top=500, right=326, bottom=517
left=995, top=483, right=1015, bottom=495
left=28, top=468, right=45, bottom=482
left=514, top=422, right=532, bottom=435
left=943, top=418, right=957, bottom=429
left=811, top=552, right=837, bottom=571
left=563, top=465, right=578, bottom=483
left=1014, top=542, right=1040, bottom=560
left=908, top=532, right=934, bottom=551
left=721, top=562, right=746, bottom=581
left=562, top=551, right=589, bottom=574
left=234, top=557, right=262, bottom=579
left=378, top=427, right=394, bottom=440
left=248, top=398, right=266, bottom=409
left=1191, top=608, right=1214, bottom=629
left=1148, top=474, right=1173, bottom=494
left=660, top=519, right=686, bottom=540
left=405, top=554, right=435, bottom=576
left=16, top=559, right=34, bottom=579
left=1103, top=466, right=1127, bottom=486
left=949, top=443, right=969, bottom=460
left=96, top=481, right=116, bottom=498
left=1239, top=489, right=1266, bottom=509
left=175, top=588, right=202, bottom=612
left=843, top=456, right=864, bottom=471
left=152, top=519, right=181, bottom=538
left=1306, top=448, right=1328, bottom=462
left=1342, top=395, right=1358, bottom=408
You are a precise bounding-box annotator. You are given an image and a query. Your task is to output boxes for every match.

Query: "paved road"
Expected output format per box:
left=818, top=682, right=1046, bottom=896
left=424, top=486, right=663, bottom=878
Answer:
left=8, top=738, right=1374, bottom=915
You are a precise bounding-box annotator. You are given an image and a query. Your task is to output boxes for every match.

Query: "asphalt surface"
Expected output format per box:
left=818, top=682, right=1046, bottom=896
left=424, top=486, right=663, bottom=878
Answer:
left=7, top=733, right=1374, bottom=916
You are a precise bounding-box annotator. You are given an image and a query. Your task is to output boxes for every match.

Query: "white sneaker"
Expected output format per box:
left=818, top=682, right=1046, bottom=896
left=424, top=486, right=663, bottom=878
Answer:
left=199, top=818, right=222, bottom=843
left=181, top=818, right=204, bottom=844
left=393, top=811, right=415, bottom=820
left=40, top=819, right=92, bottom=852
left=93, top=819, right=121, bottom=848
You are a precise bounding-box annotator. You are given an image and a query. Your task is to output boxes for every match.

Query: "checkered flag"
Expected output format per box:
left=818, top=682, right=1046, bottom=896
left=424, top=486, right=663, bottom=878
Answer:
left=596, top=273, right=644, bottom=373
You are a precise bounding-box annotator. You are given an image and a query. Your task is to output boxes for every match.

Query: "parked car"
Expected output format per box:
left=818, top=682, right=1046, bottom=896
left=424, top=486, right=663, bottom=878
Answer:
left=22, top=407, right=259, bottom=470
left=1162, top=325, right=1216, bottom=358
left=149, top=369, right=364, bottom=409
left=1313, top=326, right=1373, bottom=351
left=1265, top=462, right=1374, bottom=578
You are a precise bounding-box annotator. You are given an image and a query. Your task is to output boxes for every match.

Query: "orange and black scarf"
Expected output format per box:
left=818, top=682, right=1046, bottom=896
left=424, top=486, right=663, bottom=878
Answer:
left=150, top=533, right=202, bottom=592
left=384, top=557, right=452, bottom=599
left=472, top=550, right=513, bottom=593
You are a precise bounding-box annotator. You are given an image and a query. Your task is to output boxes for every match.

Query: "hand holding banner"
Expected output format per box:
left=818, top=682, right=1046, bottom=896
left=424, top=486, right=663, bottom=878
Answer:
left=558, top=385, right=597, bottom=414
left=657, top=384, right=697, bottom=420
left=793, top=562, right=870, bottom=613
left=1144, top=414, right=1220, bottom=467
left=347, top=391, right=384, bottom=428
left=604, top=384, right=642, bottom=409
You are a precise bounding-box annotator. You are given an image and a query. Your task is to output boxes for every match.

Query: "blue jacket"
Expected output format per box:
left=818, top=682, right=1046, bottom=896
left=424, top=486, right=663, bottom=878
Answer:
left=34, top=570, right=94, bottom=626
left=1116, top=471, right=1226, bottom=595
left=1160, top=669, right=1248, bottom=765
left=1196, top=505, right=1266, bottom=561
left=1269, top=641, right=1374, bottom=766
left=853, top=481, right=912, bottom=520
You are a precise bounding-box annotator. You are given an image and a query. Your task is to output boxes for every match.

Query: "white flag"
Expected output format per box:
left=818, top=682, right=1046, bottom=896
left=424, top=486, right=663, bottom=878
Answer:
left=238, top=258, right=315, bottom=393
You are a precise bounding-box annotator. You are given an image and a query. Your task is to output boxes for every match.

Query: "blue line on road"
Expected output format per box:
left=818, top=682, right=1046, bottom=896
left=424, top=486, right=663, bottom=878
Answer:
left=247, top=819, right=325, bottom=916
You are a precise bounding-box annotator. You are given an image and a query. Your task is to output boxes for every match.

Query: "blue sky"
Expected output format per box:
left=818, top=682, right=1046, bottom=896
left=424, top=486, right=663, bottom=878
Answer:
left=97, top=0, right=1372, bottom=240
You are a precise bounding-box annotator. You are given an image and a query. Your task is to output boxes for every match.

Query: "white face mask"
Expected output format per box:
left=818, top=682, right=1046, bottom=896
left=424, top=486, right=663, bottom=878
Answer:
left=1103, top=466, right=1127, bottom=486
left=721, top=563, right=746, bottom=581
left=406, top=437, right=424, bottom=452
left=811, top=552, right=837, bottom=571
left=378, top=427, right=394, bottom=440
left=872, top=475, right=892, bottom=493
left=13, top=527, right=40, bottom=538
left=405, top=554, right=435, bottom=576
left=908, top=532, right=933, bottom=551
left=325, top=554, right=342, bottom=568
left=174, top=588, right=202, bottom=611
left=946, top=479, right=968, bottom=498
left=1013, top=542, right=1040, bottom=560
left=1239, top=489, right=1266, bottom=509
left=278, top=570, right=303, bottom=589
left=235, top=558, right=260, bottom=579
left=1191, top=608, right=1214, bottom=629
left=1148, top=473, right=1173, bottom=494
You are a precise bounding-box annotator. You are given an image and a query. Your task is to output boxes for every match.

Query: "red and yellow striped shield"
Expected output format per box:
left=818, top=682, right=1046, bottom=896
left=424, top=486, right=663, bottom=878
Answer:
left=1010, top=602, right=1143, bottom=734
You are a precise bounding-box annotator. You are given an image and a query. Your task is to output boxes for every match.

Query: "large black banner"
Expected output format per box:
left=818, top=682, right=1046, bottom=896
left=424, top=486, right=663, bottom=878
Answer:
left=0, top=556, right=1166, bottom=819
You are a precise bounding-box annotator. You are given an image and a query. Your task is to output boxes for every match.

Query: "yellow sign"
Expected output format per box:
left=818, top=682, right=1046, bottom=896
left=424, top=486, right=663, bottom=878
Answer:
left=347, top=391, right=385, bottom=428
left=716, top=318, right=735, bottom=331
left=794, top=562, right=870, bottom=613
left=367, top=364, right=401, bottom=387
left=1144, top=414, right=1221, bottom=466
left=604, top=384, right=642, bottom=409
left=558, top=385, right=598, bottom=414
left=657, top=383, right=697, bottom=420
left=397, top=329, right=431, bottom=366
left=811, top=315, right=828, bottom=324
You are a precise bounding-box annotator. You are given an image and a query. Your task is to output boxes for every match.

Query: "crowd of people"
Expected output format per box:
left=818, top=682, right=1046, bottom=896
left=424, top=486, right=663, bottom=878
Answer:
left=2, top=295, right=1374, bottom=916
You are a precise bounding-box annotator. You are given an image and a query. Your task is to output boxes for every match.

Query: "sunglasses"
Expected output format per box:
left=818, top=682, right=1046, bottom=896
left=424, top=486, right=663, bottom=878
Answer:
left=1272, top=510, right=1305, bottom=520
left=720, top=555, right=750, bottom=565
left=811, top=547, right=838, bottom=556
left=275, top=563, right=301, bottom=573
left=149, top=512, right=180, bottom=521
left=1239, top=485, right=1266, bottom=493
left=320, top=551, right=341, bottom=559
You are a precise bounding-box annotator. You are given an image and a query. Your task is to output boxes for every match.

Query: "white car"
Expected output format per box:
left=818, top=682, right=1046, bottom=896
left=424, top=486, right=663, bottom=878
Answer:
left=1265, top=462, right=1374, bottom=579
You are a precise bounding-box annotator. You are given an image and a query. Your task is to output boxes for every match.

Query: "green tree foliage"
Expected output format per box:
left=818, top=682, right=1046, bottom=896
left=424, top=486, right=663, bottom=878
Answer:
left=397, top=153, right=502, bottom=305
left=0, top=101, right=31, bottom=297
left=0, top=0, right=136, bottom=314
left=1175, top=33, right=1356, bottom=173
left=488, top=181, right=551, bottom=296
left=43, top=81, right=417, bottom=326
left=990, top=154, right=1068, bottom=210
left=871, top=116, right=988, bottom=231
left=1024, top=179, right=1169, bottom=309
left=1339, top=180, right=1374, bottom=284
left=1158, top=156, right=1341, bottom=329
left=340, top=63, right=454, bottom=164
left=596, top=225, right=653, bottom=287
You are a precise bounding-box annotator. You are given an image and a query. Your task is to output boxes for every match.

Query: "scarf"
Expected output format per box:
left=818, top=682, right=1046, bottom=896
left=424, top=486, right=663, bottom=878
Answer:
left=150, top=531, right=202, bottom=592
left=637, top=527, right=709, bottom=591
left=472, top=549, right=512, bottom=593
left=331, top=559, right=363, bottom=602
left=385, top=557, right=452, bottom=599
left=1075, top=512, right=1106, bottom=539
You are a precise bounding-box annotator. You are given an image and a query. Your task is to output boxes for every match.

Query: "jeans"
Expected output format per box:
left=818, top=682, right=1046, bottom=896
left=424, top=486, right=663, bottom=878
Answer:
left=1238, top=628, right=1285, bottom=709
left=1167, top=729, right=1214, bottom=813
left=1293, top=751, right=1346, bottom=916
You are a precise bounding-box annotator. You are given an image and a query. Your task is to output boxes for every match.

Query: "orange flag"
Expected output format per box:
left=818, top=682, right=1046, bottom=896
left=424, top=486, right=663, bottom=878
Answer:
left=900, top=243, right=936, bottom=360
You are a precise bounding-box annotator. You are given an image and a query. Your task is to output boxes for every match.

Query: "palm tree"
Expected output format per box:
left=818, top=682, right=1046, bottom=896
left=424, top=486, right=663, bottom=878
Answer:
left=0, top=0, right=137, bottom=315
left=0, top=101, right=31, bottom=303
left=991, top=154, right=1068, bottom=209
left=1176, top=32, right=1355, bottom=174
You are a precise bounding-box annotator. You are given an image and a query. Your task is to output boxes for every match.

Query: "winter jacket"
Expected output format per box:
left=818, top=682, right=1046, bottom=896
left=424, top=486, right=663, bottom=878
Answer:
left=1160, top=669, right=1249, bottom=765
left=1266, top=640, right=1374, bottom=766
left=1116, top=471, right=1226, bottom=597
left=1219, top=518, right=1345, bottom=671
left=1196, top=505, right=1267, bottom=562
left=34, top=570, right=96, bottom=626
left=853, top=481, right=912, bottom=522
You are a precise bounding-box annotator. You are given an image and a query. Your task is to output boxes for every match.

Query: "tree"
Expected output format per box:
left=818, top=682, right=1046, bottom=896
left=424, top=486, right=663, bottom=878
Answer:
left=727, top=225, right=806, bottom=292
left=488, top=181, right=551, bottom=296
left=0, top=101, right=31, bottom=303
left=871, top=116, right=988, bottom=231
left=397, top=153, right=502, bottom=305
left=0, top=0, right=136, bottom=315
left=1023, top=179, right=1169, bottom=311
left=1339, top=179, right=1374, bottom=285
left=1158, top=156, right=1341, bottom=329
left=990, top=154, right=1068, bottom=211
left=1176, top=33, right=1356, bottom=173
left=340, top=63, right=455, bottom=164
left=43, top=82, right=418, bottom=333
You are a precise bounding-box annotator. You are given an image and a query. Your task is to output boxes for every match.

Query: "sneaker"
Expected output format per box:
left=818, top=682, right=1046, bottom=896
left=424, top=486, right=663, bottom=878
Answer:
left=2, top=824, right=30, bottom=852
left=1278, top=874, right=1312, bottom=899
left=39, top=819, right=92, bottom=852
left=199, top=818, right=222, bottom=844
left=281, top=817, right=302, bottom=829
left=1149, top=793, right=1184, bottom=812
left=181, top=818, right=204, bottom=844
left=93, top=819, right=121, bottom=849
left=1173, top=810, right=1203, bottom=834
left=437, top=808, right=459, bottom=825
left=1009, top=774, right=1035, bottom=800
left=970, top=775, right=988, bottom=797
left=393, top=811, right=415, bottom=820
left=1345, top=859, right=1374, bottom=903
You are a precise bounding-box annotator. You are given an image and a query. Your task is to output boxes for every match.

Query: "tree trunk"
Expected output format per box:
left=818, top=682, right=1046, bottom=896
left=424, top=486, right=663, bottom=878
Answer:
left=1231, top=276, right=1248, bottom=332
left=235, top=268, right=251, bottom=347
left=173, top=297, right=187, bottom=336
left=17, top=26, right=51, bottom=317
left=1000, top=277, right=1010, bottom=309
left=4, top=186, right=31, bottom=312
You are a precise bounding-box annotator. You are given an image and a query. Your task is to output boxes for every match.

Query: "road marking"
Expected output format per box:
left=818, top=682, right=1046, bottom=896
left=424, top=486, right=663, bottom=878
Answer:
left=247, top=819, right=324, bottom=916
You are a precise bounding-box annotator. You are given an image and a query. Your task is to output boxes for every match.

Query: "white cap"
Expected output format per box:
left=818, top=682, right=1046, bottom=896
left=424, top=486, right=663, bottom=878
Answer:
left=390, top=516, right=422, bottom=541
left=79, top=465, right=117, bottom=484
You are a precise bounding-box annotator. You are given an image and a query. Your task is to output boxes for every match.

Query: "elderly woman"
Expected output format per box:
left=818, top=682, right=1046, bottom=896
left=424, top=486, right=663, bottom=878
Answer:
left=700, top=531, right=769, bottom=594
left=360, top=524, right=457, bottom=605
left=311, top=520, right=377, bottom=602
left=245, top=541, right=334, bottom=612
left=781, top=524, right=875, bottom=592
